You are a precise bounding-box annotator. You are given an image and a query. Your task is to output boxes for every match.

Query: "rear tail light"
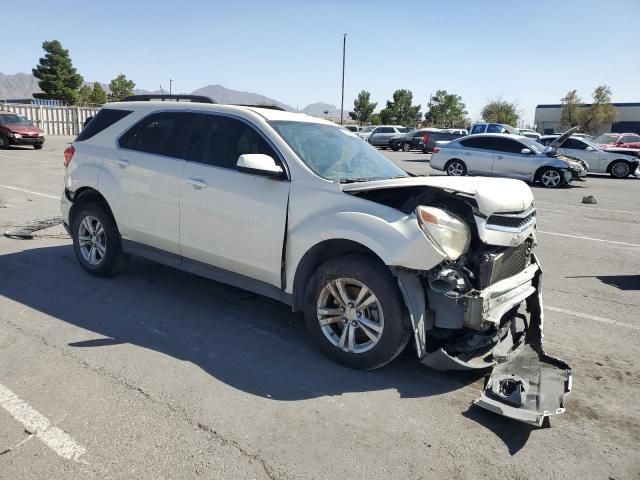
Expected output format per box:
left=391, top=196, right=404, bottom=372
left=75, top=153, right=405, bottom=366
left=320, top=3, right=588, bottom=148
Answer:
left=63, top=145, right=75, bottom=168
left=423, top=132, right=429, bottom=144
left=433, top=147, right=441, bottom=154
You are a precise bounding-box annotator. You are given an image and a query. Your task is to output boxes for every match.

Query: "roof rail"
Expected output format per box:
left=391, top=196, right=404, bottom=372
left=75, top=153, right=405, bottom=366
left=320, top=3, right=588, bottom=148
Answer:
left=120, top=94, right=216, bottom=104
left=234, top=104, right=286, bottom=111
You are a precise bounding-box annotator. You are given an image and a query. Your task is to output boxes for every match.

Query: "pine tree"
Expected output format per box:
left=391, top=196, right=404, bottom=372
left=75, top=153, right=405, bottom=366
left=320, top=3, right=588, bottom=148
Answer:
left=88, top=83, right=108, bottom=106
left=32, top=40, right=83, bottom=105
left=349, top=90, right=377, bottom=126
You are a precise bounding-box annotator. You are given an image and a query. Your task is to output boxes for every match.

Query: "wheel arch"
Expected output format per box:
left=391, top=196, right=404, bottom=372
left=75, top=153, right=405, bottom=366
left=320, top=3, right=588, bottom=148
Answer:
left=291, top=239, right=387, bottom=312
left=69, top=187, right=120, bottom=234
left=606, top=158, right=632, bottom=174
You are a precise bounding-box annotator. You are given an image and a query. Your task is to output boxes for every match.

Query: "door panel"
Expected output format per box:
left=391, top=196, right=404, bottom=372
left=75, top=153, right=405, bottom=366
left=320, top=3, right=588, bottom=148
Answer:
left=459, top=137, right=495, bottom=174
left=179, top=114, right=290, bottom=287
left=101, top=111, right=196, bottom=254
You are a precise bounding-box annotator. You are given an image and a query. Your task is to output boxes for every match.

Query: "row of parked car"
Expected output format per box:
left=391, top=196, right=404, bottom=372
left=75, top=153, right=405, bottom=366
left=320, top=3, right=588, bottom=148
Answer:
left=344, top=122, right=640, bottom=188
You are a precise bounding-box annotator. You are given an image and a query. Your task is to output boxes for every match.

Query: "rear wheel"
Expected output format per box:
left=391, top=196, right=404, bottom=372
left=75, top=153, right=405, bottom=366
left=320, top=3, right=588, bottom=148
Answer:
left=445, top=159, right=467, bottom=176
left=391, top=145, right=399, bottom=151
left=304, top=255, right=410, bottom=370
left=72, top=204, right=122, bottom=277
left=34, top=144, right=43, bottom=150
left=0, top=135, right=9, bottom=149
left=539, top=168, right=562, bottom=188
left=402, top=142, right=411, bottom=152
left=610, top=160, right=631, bottom=178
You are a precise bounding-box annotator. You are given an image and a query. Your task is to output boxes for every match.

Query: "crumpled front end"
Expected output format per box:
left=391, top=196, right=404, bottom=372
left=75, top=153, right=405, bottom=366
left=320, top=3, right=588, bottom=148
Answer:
left=397, top=253, right=572, bottom=427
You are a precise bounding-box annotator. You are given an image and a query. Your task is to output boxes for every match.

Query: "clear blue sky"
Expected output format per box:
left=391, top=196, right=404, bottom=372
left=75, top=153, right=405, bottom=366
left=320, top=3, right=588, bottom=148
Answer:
left=4, top=0, right=639, bottom=124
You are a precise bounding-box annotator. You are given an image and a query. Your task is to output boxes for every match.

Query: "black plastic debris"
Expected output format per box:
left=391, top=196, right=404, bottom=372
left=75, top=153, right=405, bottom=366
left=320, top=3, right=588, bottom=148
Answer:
left=4, top=217, right=64, bottom=239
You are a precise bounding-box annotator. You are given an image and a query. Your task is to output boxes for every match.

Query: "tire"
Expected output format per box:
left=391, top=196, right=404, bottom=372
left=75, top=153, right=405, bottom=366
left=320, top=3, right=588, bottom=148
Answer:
left=71, top=203, right=122, bottom=277
left=380, top=146, right=388, bottom=150
left=445, top=159, right=467, bottom=176
left=402, top=142, right=411, bottom=152
left=391, top=145, right=399, bottom=151
left=609, top=160, right=631, bottom=178
left=538, top=168, right=563, bottom=188
left=34, top=144, right=43, bottom=150
left=303, top=255, right=411, bottom=370
left=0, top=135, right=9, bottom=149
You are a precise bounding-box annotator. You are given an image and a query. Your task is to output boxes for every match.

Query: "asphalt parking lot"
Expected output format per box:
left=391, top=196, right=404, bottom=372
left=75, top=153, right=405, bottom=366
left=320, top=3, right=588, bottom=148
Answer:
left=0, top=137, right=639, bottom=479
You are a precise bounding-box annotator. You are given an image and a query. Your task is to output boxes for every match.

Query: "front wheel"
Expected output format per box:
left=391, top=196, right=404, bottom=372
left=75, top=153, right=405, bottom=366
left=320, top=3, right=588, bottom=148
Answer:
left=610, top=160, right=631, bottom=178
left=402, top=142, right=411, bottom=152
left=539, top=168, right=562, bottom=188
left=391, top=145, right=399, bottom=151
left=304, top=255, right=410, bottom=370
left=34, top=144, right=43, bottom=150
left=445, top=159, right=467, bottom=176
left=0, top=135, right=9, bottom=149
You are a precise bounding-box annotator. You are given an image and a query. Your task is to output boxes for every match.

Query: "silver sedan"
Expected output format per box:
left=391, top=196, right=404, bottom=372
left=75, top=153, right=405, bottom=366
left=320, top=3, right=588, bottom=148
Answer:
left=430, top=133, right=586, bottom=188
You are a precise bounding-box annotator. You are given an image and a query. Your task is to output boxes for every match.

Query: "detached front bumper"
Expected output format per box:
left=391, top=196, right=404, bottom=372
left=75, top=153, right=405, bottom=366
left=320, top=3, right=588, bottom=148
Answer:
left=396, top=255, right=572, bottom=426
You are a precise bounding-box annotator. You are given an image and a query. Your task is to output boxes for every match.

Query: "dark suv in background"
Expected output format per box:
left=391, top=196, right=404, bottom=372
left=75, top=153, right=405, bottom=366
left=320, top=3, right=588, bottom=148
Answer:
left=389, top=129, right=467, bottom=153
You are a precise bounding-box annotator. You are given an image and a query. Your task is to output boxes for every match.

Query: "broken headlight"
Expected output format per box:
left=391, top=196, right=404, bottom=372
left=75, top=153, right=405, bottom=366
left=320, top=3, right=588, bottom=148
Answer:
left=416, top=206, right=471, bottom=261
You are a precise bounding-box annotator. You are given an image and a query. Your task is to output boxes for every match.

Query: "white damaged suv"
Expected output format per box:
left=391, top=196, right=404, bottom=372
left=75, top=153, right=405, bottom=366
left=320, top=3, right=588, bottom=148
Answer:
left=61, top=95, right=571, bottom=426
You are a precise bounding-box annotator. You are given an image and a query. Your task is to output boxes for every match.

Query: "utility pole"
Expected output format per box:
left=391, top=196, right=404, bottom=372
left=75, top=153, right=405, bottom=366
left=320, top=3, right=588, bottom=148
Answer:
left=169, top=79, right=173, bottom=96
left=340, top=34, right=346, bottom=125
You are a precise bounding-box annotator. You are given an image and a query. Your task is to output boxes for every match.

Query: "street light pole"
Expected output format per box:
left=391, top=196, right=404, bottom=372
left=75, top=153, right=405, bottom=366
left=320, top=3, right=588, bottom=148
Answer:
left=169, top=79, right=173, bottom=96
left=340, top=34, right=346, bottom=125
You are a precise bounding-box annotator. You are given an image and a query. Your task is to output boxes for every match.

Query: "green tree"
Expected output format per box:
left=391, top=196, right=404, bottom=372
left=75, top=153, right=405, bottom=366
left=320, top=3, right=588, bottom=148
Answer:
left=108, top=74, right=136, bottom=101
left=88, top=83, right=108, bottom=105
left=77, top=84, right=93, bottom=107
left=379, top=107, right=394, bottom=124
left=384, top=89, right=420, bottom=126
left=349, top=90, right=377, bottom=126
left=370, top=113, right=382, bottom=125
left=425, top=90, right=467, bottom=127
left=32, top=40, right=84, bottom=105
left=560, top=90, right=583, bottom=128
left=481, top=99, right=519, bottom=125
left=579, top=85, right=617, bottom=135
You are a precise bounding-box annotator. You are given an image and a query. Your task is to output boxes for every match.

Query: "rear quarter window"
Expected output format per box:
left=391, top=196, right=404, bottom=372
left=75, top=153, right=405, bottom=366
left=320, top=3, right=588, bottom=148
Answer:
left=75, top=109, right=133, bottom=141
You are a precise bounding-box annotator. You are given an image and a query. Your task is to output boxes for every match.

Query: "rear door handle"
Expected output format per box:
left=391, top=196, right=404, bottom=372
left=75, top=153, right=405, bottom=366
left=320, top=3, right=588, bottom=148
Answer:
left=465, top=152, right=471, bottom=156
left=114, top=158, right=129, bottom=168
left=185, top=177, right=207, bottom=189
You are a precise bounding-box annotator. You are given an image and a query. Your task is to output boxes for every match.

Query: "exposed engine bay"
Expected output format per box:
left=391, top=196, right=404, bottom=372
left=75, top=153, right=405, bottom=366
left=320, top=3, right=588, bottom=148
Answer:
left=347, top=182, right=572, bottom=426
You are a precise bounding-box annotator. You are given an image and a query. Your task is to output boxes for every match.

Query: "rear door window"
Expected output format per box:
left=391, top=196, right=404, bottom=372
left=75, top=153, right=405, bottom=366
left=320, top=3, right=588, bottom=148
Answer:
left=460, top=137, right=494, bottom=150
left=471, top=125, right=485, bottom=134
left=76, top=109, right=132, bottom=141
left=119, top=111, right=198, bottom=159
left=492, top=137, right=525, bottom=154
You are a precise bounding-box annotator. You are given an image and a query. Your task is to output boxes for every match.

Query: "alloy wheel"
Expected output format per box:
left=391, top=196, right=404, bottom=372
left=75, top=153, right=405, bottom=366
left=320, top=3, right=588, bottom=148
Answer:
left=447, top=161, right=464, bottom=176
left=316, top=278, right=384, bottom=354
left=402, top=143, right=411, bottom=152
left=541, top=170, right=561, bottom=187
left=611, top=162, right=630, bottom=178
left=78, top=215, right=107, bottom=266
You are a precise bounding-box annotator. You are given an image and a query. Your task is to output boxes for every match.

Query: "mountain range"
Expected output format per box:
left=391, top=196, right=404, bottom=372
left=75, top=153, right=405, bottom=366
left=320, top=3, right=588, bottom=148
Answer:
left=0, top=73, right=342, bottom=118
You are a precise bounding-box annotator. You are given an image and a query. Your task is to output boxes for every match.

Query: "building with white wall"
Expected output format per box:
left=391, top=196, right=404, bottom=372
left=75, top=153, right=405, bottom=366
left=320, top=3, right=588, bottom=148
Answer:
left=534, top=102, right=640, bottom=135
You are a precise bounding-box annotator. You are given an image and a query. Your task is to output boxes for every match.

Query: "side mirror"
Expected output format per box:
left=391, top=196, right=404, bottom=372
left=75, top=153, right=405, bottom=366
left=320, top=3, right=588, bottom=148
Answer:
left=616, top=141, right=624, bottom=146
left=520, top=148, right=532, bottom=155
left=586, top=146, right=595, bottom=151
left=236, top=154, right=285, bottom=178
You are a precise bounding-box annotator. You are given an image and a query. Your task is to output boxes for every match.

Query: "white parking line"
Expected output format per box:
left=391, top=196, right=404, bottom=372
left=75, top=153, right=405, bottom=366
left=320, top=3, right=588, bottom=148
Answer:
left=536, top=201, right=640, bottom=215
left=546, top=306, right=639, bottom=331
left=537, top=230, right=640, bottom=247
left=0, top=383, right=86, bottom=461
left=0, top=184, right=59, bottom=200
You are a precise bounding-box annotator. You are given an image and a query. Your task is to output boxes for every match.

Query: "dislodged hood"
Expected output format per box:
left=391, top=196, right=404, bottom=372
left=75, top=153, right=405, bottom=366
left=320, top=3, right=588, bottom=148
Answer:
left=341, top=176, right=534, bottom=216
left=547, top=126, right=579, bottom=149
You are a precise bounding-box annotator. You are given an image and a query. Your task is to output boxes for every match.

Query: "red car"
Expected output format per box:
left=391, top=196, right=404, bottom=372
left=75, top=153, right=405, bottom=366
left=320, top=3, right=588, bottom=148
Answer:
left=0, top=111, right=45, bottom=149
left=594, top=132, right=640, bottom=149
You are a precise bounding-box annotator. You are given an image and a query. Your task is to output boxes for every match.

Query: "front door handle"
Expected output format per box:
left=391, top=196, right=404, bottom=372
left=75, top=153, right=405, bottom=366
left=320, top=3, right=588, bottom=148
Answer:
left=496, top=155, right=504, bottom=159
left=185, top=177, right=208, bottom=189
left=114, top=158, right=129, bottom=168
left=465, top=152, right=471, bottom=156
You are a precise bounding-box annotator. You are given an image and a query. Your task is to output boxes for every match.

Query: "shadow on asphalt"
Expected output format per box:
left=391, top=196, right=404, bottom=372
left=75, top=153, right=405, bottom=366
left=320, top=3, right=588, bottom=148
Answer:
left=0, top=244, right=530, bottom=451
left=567, top=274, right=640, bottom=291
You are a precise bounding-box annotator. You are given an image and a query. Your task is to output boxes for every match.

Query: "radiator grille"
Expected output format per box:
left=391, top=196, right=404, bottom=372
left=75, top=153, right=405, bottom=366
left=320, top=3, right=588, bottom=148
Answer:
left=475, top=240, right=533, bottom=289
left=487, top=210, right=536, bottom=230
